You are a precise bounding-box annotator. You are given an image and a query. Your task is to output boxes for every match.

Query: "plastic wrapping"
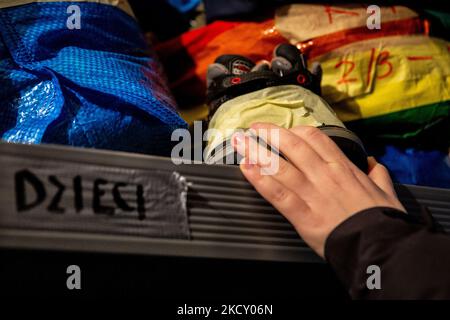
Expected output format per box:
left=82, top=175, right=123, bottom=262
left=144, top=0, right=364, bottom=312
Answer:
left=156, top=4, right=429, bottom=112
left=156, top=4, right=449, bottom=187
left=0, top=1, right=187, bottom=156
left=315, top=36, right=450, bottom=138
left=376, top=146, right=450, bottom=188
left=155, top=20, right=287, bottom=108
left=204, top=46, right=368, bottom=172
left=276, top=5, right=427, bottom=59
left=275, top=5, right=420, bottom=44
left=156, top=4, right=448, bottom=140
left=206, top=85, right=345, bottom=156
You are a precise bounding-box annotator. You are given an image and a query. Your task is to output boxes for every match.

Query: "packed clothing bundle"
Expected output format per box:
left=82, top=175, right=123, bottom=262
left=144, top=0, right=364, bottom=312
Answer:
left=204, top=43, right=369, bottom=172
left=156, top=3, right=450, bottom=188
left=0, top=0, right=187, bottom=156
left=0, top=1, right=448, bottom=188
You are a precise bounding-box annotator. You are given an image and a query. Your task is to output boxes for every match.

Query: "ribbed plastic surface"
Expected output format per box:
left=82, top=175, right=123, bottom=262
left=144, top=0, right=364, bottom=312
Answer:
left=184, top=156, right=450, bottom=261
left=186, top=172, right=303, bottom=247
left=0, top=142, right=449, bottom=263
left=186, top=170, right=450, bottom=243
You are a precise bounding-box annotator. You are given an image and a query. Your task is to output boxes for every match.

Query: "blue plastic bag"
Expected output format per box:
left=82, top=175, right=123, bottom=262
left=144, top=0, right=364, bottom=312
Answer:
left=0, top=1, right=187, bottom=156
left=378, top=146, right=450, bottom=189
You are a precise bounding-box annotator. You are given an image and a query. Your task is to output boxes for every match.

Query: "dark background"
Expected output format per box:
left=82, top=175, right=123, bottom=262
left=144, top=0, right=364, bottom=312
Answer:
left=0, top=249, right=347, bottom=300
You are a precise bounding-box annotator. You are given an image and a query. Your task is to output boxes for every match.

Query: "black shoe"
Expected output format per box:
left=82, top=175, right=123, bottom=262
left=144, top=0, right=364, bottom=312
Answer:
left=205, top=44, right=368, bottom=172
left=206, top=44, right=322, bottom=117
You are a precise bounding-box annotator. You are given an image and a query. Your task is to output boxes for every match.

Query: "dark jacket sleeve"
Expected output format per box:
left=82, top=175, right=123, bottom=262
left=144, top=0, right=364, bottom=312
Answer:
left=324, top=206, right=450, bottom=299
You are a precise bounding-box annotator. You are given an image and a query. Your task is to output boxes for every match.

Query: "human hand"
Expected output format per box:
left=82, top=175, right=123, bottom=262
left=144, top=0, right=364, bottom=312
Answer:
left=231, top=123, right=406, bottom=258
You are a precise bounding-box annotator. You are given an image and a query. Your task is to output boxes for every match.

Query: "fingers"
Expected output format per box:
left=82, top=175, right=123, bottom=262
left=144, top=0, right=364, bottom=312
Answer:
left=289, top=125, right=351, bottom=167
left=239, top=159, right=310, bottom=226
left=249, top=123, right=326, bottom=181
left=288, top=126, right=392, bottom=197
left=232, top=131, right=270, bottom=168
left=367, top=157, right=397, bottom=197
left=232, top=131, right=313, bottom=198
left=367, top=157, right=406, bottom=212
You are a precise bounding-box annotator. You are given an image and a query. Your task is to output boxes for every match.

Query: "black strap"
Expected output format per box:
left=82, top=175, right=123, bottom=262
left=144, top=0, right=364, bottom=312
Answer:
left=206, top=69, right=319, bottom=118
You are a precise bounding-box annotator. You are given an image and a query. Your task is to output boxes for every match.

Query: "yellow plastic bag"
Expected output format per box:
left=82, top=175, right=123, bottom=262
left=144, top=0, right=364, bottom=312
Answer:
left=314, top=36, right=450, bottom=127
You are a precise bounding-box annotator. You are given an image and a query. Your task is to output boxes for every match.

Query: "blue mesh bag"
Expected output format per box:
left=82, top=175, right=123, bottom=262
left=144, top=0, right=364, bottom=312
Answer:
left=0, top=1, right=187, bottom=156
